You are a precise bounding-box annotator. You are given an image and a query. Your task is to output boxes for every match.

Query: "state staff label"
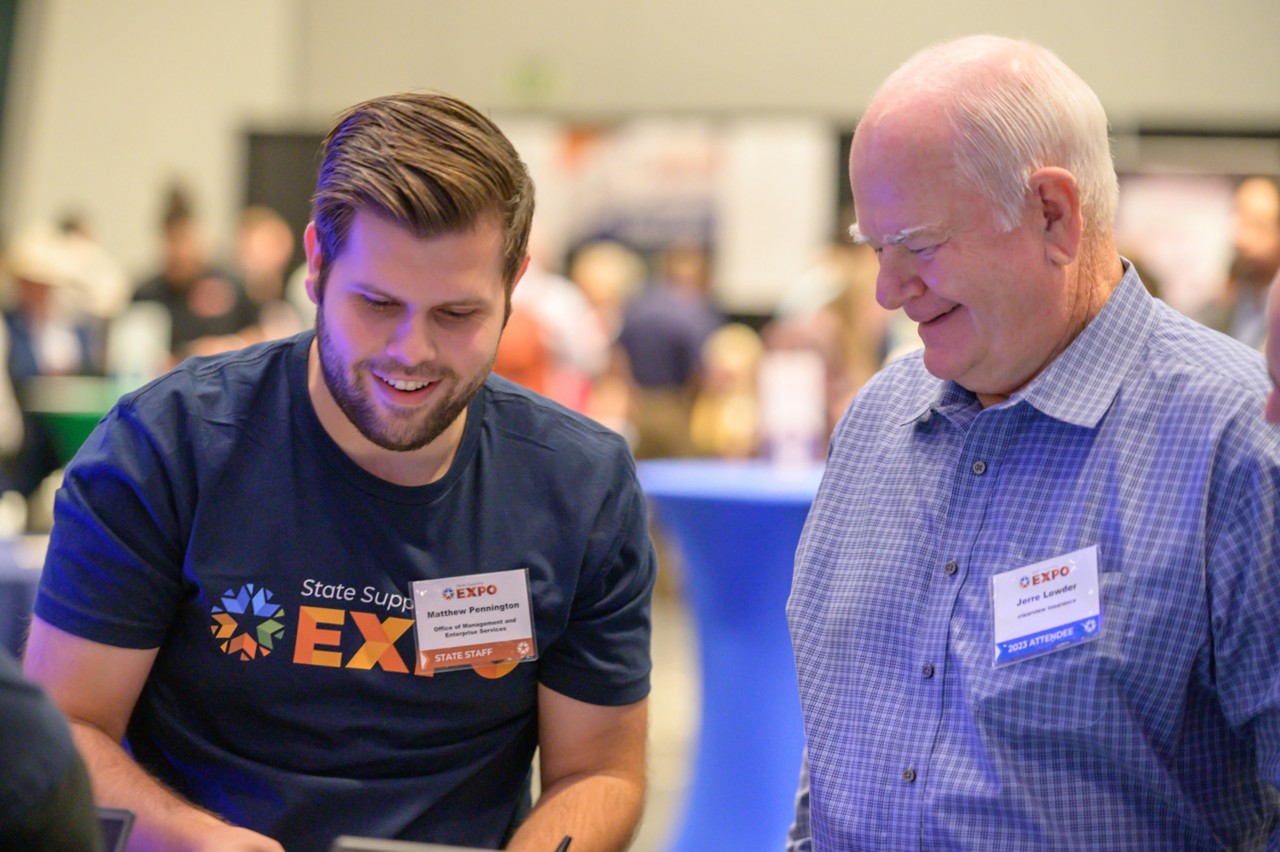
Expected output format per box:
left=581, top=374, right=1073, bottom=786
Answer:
left=991, top=545, right=1102, bottom=667
left=412, top=569, right=537, bottom=675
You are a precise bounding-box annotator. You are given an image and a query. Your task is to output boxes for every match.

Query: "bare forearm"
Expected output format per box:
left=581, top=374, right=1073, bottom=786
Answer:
left=70, top=723, right=282, bottom=852
left=506, top=771, right=645, bottom=852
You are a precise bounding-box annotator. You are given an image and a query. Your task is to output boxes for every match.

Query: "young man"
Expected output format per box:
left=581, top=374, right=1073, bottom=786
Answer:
left=23, top=92, right=655, bottom=852
left=788, top=36, right=1280, bottom=848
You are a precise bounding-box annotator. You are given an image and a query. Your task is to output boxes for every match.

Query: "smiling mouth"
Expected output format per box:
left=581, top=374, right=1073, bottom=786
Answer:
left=916, top=305, right=958, bottom=325
left=377, top=375, right=434, bottom=392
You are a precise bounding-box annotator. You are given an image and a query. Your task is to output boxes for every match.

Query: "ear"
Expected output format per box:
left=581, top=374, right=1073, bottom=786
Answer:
left=303, top=221, right=322, bottom=305
left=501, top=254, right=534, bottom=329
left=510, top=254, right=532, bottom=296
left=1029, top=167, right=1082, bottom=267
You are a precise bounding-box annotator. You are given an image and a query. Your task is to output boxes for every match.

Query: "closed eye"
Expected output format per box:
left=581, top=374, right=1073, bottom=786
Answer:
left=437, top=307, right=481, bottom=323
left=360, top=295, right=397, bottom=311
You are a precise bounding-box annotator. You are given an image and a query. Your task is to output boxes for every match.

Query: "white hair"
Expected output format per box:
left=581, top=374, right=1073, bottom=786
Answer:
left=871, top=35, right=1119, bottom=238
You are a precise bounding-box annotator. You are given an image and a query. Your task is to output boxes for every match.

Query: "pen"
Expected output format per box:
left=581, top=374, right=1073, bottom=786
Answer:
left=554, top=836, right=572, bottom=852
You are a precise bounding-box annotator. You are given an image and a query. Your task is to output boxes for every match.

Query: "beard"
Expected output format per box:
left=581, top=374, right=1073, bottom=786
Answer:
left=315, top=304, right=492, bottom=453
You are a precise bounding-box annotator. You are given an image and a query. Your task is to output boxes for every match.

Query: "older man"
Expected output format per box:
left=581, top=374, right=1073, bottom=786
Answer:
left=788, top=35, right=1280, bottom=848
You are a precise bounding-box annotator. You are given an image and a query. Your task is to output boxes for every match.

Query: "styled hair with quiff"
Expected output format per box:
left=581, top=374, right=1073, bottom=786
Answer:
left=310, top=91, right=534, bottom=299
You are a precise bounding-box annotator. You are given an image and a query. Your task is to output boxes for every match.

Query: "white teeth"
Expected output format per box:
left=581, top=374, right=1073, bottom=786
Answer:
left=382, top=377, right=430, bottom=391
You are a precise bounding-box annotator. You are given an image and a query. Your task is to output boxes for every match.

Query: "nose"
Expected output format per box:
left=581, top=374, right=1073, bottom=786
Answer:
left=386, top=310, right=437, bottom=366
left=875, top=247, right=923, bottom=311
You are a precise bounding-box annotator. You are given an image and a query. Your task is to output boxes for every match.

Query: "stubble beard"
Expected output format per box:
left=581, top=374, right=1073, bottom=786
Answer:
left=315, top=304, right=491, bottom=453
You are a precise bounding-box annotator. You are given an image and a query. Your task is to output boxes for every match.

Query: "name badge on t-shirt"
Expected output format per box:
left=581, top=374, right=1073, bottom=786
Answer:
left=411, top=569, right=538, bottom=675
left=991, top=545, right=1102, bottom=667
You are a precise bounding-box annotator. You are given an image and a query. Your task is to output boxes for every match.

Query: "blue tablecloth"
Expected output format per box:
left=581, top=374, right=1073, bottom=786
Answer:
left=0, top=536, right=47, bottom=657
left=637, top=458, right=823, bottom=852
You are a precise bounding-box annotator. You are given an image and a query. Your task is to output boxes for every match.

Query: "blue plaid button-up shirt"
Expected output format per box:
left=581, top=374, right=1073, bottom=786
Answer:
left=788, top=268, right=1280, bottom=850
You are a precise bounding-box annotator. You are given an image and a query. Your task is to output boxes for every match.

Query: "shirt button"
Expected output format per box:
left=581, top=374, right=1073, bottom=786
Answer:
left=921, top=663, right=935, bottom=679
left=902, top=768, right=917, bottom=783
left=944, top=560, right=959, bottom=576
left=972, top=460, right=987, bottom=475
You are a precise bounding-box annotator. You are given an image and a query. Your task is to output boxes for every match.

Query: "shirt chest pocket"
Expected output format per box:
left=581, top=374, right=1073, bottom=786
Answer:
left=966, top=572, right=1126, bottom=733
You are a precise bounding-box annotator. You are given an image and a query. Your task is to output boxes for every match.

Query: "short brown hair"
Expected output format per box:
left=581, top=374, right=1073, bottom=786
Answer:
left=311, top=91, right=534, bottom=299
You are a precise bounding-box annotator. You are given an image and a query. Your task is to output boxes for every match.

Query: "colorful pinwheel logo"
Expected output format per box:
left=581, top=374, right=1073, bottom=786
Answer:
left=210, top=584, right=286, bottom=660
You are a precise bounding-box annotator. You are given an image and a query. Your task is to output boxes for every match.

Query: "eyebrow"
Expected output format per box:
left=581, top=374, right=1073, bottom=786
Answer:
left=848, top=222, right=943, bottom=246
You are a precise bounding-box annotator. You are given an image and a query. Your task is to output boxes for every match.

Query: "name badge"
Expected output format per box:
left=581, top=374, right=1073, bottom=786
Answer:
left=411, top=569, right=538, bottom=675
left=991, top=545, right=1102, bottom=667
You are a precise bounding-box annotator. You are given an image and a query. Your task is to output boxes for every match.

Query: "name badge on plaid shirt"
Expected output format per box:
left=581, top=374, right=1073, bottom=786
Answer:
left=991, top=545, right=1102, bottom=667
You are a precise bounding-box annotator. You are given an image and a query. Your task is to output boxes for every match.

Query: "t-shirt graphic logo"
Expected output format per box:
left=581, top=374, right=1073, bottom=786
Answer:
left=210, top=584, right=287, bottom=660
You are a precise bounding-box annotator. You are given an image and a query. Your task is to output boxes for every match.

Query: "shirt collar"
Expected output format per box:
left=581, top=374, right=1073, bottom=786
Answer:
left=900, top=261, right=1156, bottom=429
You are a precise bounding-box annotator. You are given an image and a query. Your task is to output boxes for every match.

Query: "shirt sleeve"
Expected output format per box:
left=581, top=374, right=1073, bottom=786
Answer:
left=537, top=449, right=656, bottom=707
left=33, top=394, right=191, bottom=649
left=1204, top=416, right=1280, bottom=788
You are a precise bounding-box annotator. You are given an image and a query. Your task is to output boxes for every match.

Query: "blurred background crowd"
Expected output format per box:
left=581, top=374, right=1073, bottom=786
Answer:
left=1, top=3, right=1276, bottom=541
left=3, top=170, right=1278, bottom=532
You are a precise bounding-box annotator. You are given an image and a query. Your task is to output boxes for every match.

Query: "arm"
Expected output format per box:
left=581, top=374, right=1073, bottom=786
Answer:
left=786, top=750, right=813, bottom=852
left=506, top=685, right=647, bottom=852
left=22, top=616, right=283, bottom=852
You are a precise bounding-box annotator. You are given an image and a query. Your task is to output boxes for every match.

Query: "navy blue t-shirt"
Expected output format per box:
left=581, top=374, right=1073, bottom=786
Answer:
left=34, top=331, right=655, bottom=850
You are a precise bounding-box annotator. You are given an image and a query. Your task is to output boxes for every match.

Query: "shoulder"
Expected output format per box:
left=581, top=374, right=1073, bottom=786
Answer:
left=123, top=334, right=299, bottom=417
left=840, top=349, right=936, bottom=426
left=480, top=374, right=634, bottom=467
left=1111, top=303, right=1280, bottom=482
left=1140, top=301, right=1269, bottom=407
left=99, top=334, right=303, bottom=466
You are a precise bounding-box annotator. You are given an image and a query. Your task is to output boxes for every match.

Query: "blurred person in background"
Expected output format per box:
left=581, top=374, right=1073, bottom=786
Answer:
left=56, top=211, right=131, bottom=325
left=0, top=312, right=24, bottom=530
left=1196, top=175, right=1280, bottom=348
left=505, top=241, right=609, bottom=413
left=1266, top=265, right=1280, bottom=423
left=0, top=320, right=21, bottom=462
left=51, top=212, right=132, bottom=390
left=1, top=224, right=98, bottom=499
left=788, top=35, right=1280, bottom=849
left=615, top=241, right=723, bottom=459
left=133, top=183, right=259, bottom=362
left=688, top=322, right=763, bottom=458
left=764, top=241, right=888, bottom=440
left=491, top=298, right=551, bottom=396
left=566, top=239, right=647, bottom=440
left=1262, top=256, right=1280, bottom=852
left=235, top=204, right=305, bottom=340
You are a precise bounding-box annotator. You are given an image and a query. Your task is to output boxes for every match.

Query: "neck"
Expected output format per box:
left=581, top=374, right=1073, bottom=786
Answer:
left=1074, top=232, right=1125, bottom=317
